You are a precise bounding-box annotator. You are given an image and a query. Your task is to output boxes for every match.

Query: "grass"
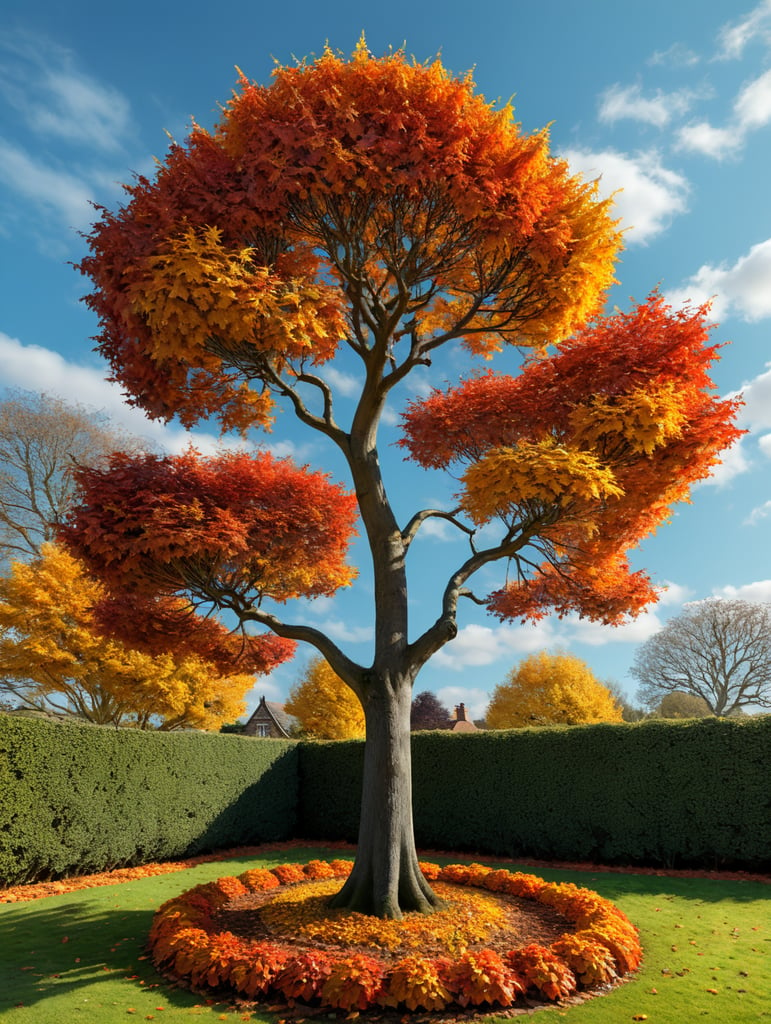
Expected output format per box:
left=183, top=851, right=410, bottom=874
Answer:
left=0, top=846, right=768, bottom=1024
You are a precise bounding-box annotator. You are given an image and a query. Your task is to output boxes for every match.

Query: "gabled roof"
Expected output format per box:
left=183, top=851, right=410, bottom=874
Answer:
left=244, top=696, right=297, bottom=738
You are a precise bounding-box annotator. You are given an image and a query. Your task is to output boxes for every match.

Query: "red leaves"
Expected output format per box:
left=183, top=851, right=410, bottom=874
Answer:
left=60, top=449, right=358, bottom=658
left=148, top=860, right=641, bottom=1012
left=78, top=48, right=620, bottom=434
left=400, top=293, right=743, bottom=624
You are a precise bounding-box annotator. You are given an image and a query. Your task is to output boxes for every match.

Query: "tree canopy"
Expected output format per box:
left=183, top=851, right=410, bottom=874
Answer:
left=632, top=599, right=771, bottom=716
left=486, top=651, right=623, bottom=728
left=61, top=44, right=742, bottom=917
left=0, top=544, right=259, bottom=729
left=285, top=656, right=365, bottom=739
left=410, top=690, right=451, bottom=730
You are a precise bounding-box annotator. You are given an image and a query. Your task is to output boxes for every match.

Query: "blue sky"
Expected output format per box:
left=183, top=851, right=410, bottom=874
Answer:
left=1, top=0, right=771, bottom=720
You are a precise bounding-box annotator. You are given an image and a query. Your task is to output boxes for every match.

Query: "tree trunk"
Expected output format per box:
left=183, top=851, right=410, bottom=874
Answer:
left=327, top=670, right=445, bottom=918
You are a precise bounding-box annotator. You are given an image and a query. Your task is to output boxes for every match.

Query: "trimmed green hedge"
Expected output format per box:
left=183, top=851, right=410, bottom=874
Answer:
left=299, top=718, right=771, bottom=871
left=0, top=715, right=298, bottom=885
left=3, top=714, right=769, bottom=885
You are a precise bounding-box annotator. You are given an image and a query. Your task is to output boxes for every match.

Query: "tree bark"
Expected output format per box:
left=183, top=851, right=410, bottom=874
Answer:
left=327, top=669, right=445, bottom=918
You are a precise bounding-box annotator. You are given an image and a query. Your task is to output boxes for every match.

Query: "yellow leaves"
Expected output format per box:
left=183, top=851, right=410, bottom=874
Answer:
left=570, top=383, right=688, bottom=455
left=486, top=651, right=623, bottom=729
left=285, top=657, right=365, bottom=739
left=460, top=438, right=623, bottom=525
left=0, top=543, right=252, bottom=730
left=129, top=226, right=346, bottom=376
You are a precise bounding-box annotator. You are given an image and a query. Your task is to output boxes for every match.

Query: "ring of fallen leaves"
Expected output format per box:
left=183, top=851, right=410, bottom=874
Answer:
left=148, top=859, right=641, bottom=1013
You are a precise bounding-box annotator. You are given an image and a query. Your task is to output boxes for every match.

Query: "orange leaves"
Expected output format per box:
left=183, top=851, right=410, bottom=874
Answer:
left=148, top=860, right=641, bottom=1012
left=61, top=448, right=358, bottom=621
left=441, top=949, right=526, bottom=1007
left=506, top=944, right=577, bottom=1001
left=383, top=956, right=452, bottom=1011
left=79, top=46, right=621, bottom=436
left=320, top=954, right=385, bottom=1011
left=400, top=293, right=742, bottom=624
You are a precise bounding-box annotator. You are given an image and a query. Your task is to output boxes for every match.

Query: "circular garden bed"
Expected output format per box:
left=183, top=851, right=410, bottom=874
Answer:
left=148, top=859, right=642, bottom=1014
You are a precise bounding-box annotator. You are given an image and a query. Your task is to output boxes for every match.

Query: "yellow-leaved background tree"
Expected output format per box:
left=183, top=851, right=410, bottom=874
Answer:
left=285, top=656, right=365, bottom=739
left=0, top=544, right=254, bottom=729
left=486, top=651, right=623, bottom=728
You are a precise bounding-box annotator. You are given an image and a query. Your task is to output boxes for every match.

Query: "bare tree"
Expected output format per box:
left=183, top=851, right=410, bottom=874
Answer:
left=0, top=390, right=149, bottom=567
left=632, top=599, right=771, bottom=716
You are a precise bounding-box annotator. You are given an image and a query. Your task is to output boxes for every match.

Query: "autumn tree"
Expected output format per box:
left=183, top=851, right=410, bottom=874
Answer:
left=632, top=599, right=771, bottom=716
left=61, top=45, right=741, bottom=917
left=0, top=544, right=276, bottom=729
left=411, top=690, right=451, bottom=730
left=285, top=655, right=365, bottom=739
left=654, top=691, right=711, bottom=719
left=0, top=390, right=148, bottom=569
left=486, top=651, right=622, bottom=728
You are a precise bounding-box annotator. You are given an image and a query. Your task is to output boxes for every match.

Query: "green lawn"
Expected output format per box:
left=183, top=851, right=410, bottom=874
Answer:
left=0, top=847, right=768, bottom=1024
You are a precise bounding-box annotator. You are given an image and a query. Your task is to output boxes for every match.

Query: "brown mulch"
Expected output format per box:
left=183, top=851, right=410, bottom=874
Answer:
left=214, top=885, right=571, bottom=963
left=1, top=838, right=768, bottom=903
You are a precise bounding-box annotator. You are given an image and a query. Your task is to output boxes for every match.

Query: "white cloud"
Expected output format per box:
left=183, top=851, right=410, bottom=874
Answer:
left=30, top=68, right=132, bottom=152
left=598, top=84, right=695, bottom=127
left=735, top=68, right=771, bottom=128
left=758, top=433, right=771, bottom=456
left=0, top=31, right=133, bottom=153
left=313, top=618, right=373, bottom=644
left=317, top=366, right=362, bottom=397
left=648, top=43, right=701, bottom=69
left=699, top=441, right=752, bottom=487
left=562, top=148, right=689, bottom=244
left=676, top=69, right=771, bottom=159
left=417, top=517, right=456, bottom=542
left=432, top=620, right=555, bottom=671
left=0, top=139, right=96, bottom=229
left=0, top=331, right=232, bottom=455
left=435, top=685, right=490, bottom=722
left=733, top=362, right=771, bottom=429
left=745, top=499, right=771, bottom=525
left=667, top=239, right=771, bottom=323
left=716, top=0, right=771, bottom=60
left=565, top=607, right=667, bottom=647
left=675, top=121, right=741, bottom=160
left=712, top=579, right=771, bottom=602
left=656, top=580, right=696, bottom=606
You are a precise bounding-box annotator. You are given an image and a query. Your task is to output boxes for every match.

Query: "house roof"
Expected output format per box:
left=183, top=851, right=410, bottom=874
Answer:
left=245, top=696, right=298, bottom=738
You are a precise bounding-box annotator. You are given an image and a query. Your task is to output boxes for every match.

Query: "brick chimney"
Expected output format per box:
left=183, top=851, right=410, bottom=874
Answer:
left=454, top=702, right=467, bottom=722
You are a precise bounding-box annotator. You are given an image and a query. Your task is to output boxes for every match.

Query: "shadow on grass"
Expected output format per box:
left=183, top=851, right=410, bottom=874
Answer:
left=0, top=897, right=223, bottom=1017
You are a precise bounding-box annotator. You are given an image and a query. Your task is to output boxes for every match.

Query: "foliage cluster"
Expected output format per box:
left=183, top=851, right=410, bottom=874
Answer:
left=0, top=715, right=297, bottom=885
left=0, top=544, right=258, bottom=729
left=285, top=656, right=365, bottom=739
left=299, top=717, right=771, bottom=870
left=148, top=859, right=640, bottom=1012
left=486, top=650, right=622, bottom=727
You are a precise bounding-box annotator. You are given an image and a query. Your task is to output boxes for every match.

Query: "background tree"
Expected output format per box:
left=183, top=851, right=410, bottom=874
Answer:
left=0, top=544, right=273, bottom=729
left=632, top=599, right=771, bottom=716
left=0, top=390, right=148, bottom=569
left=654, top=691, right=712, bottom=719
left=410, top=690, right=451, bottom=730
left=285, top=656, right=365, bottom=739
left=486, top=651, right=623, bottom=728
left=606, top=682, right=647, bottom=722
left=62, top=46, right=741, bottom=917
